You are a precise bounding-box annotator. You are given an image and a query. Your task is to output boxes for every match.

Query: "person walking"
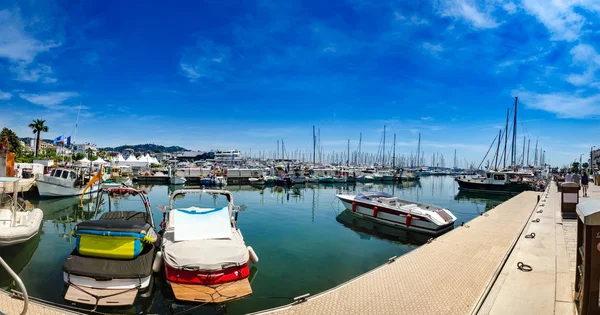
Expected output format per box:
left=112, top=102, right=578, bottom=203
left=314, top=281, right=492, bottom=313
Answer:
left=582, top=171, right=590, bottom=197
left=572, top=171, right=581, bottom=195
left=14, top=165, right=22, bottom=178
left=566, top=171, right=573, bottom=183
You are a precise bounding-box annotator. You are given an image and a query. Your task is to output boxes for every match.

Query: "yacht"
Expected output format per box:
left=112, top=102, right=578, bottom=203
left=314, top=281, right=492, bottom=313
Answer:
left=455, top=170, right=534, bottom=194
left=0, top=178, right=44, bottom=246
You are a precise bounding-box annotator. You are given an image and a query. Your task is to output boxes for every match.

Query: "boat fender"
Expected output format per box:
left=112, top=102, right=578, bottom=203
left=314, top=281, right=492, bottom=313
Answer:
left=406, top=214, right=412, bottom=227
left=373, top=206, right=379, bottom=218
left=152, top=251, right=163, bottom=273
left=351, top=202, right=356, bottom=212
left=248, top=246, right=259, bottom=264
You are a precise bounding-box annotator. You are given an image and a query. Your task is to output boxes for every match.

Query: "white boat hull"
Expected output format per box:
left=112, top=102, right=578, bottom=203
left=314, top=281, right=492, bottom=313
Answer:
left=337, top=197, right=453, bottom=235
left=170, top=177, right=186, bottom=185
left=37, top=181, right=99, bottom=198
left=63, top=273, right=151, bottom=290
left=0, top=208, right=44, bottom=247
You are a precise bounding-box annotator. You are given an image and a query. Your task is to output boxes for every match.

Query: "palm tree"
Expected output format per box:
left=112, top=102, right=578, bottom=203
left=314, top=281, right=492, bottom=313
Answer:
left=86, top=147, right=93, bottom=159
left=28, top=119, right=49, bottom=157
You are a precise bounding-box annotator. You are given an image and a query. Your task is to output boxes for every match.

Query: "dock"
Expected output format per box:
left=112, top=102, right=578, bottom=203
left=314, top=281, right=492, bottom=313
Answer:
left=0, top=289, right=83, bottom=315
left=253, top=180, right=581, bottom=315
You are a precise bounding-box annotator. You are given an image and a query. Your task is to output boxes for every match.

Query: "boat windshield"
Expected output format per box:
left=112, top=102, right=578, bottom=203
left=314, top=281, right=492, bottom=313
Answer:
left=356, top=192, right=394, bottom=200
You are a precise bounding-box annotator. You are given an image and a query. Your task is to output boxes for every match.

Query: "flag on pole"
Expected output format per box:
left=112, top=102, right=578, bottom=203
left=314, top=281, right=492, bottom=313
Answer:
left=53, top=135, right=63, bottom=145
left=66, top=136, right=71, bottom=146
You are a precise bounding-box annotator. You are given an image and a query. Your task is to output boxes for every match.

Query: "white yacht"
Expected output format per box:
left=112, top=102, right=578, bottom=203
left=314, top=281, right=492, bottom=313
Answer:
left=37, top=167, right=99, bottom=198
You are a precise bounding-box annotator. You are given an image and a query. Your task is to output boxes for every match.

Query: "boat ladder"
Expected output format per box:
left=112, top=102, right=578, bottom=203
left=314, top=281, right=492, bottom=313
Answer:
left=0, top=255, right=28, bottom=315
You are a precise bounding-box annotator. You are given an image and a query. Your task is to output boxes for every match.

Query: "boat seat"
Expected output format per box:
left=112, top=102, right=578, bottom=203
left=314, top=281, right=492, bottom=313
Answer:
left=63, top=245, right=154, bottom=279
left=99, top=211, right=150, bottom=224
left=75, top=219, right=151, bottom=233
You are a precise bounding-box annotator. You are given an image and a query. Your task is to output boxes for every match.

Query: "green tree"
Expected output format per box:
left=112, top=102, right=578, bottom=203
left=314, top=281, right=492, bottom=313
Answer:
left=73, top=153, right=85, bottom=161
left=1, top=127, right=23, bottom=157
left=583, top=162, right=589, bottom=169
left=27, top=119, right=49, bottom=157
left=85, top=147, right=93, bottom=159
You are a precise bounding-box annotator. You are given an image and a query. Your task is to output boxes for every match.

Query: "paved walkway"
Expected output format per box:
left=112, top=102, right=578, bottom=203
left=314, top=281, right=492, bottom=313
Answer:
left=0, top=289, right=82, bottom=315
left=254, top=191, right=541, bottom=315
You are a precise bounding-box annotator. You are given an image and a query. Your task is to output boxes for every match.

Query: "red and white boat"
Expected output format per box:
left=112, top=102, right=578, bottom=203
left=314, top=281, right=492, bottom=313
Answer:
left=336, top=192, right=457, bottom=235
left=159, top=189, right=259, bottom=303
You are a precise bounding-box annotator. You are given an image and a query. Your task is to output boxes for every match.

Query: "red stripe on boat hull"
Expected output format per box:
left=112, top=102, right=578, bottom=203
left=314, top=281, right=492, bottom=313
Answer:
left=165, top=262, right=249, bottom=285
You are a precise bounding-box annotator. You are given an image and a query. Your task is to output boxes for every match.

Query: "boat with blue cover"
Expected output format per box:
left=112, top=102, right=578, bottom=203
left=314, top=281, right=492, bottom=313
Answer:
left=62, top=187, right=159, bottom=307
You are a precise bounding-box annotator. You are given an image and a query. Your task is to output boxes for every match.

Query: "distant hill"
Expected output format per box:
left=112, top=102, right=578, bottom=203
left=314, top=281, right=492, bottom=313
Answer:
left=101, top=144, right=189, bottom=153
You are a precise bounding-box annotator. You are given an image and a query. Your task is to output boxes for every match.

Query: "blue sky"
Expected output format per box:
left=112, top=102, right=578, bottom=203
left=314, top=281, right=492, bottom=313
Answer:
left=1, top=0, right=599, bottom=166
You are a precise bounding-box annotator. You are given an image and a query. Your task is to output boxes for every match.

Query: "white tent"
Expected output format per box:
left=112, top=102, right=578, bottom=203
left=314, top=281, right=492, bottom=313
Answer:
left=125, top=155, right=138, bottom=162
left=92, top=157, right=109, bottom=165
left=115, top=154, right=126, bottom=162
left=77, top=157, right=91, bottom=165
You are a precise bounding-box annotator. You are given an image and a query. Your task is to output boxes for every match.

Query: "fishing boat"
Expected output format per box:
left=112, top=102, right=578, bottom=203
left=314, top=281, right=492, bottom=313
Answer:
left=37, top=167, right=99, bottom=198
left=169, top=176, right=187, bottom=185
left=455, top=171, right=533, bottom=194
left=62, top=187, right=159, bottom=306
left=159, top=189, right=259, bottom=303
left=0, top=178, right=44, bottom=246
left=336, top=192, right=456, bottom=235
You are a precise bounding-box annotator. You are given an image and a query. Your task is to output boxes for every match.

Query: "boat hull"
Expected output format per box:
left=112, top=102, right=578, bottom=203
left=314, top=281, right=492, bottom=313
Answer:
left=37, top=181, right=99, bottom=198
left=456, top=179, right=531, bottom=194
left=337, top=197, right=453, bottom=235
left=0, top=209, right=44, bottom=247
left=169, top=177, right=186, bottom=185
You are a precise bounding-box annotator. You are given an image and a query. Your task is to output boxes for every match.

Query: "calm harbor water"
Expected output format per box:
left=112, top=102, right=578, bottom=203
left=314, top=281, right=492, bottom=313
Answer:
left=1, top=176, right=509, bottom=314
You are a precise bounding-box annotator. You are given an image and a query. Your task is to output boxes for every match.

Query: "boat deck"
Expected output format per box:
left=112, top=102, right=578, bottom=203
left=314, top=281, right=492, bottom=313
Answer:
left=0, top=289, right=83, bottom=315
left=253, top=190, right=543, bottom=315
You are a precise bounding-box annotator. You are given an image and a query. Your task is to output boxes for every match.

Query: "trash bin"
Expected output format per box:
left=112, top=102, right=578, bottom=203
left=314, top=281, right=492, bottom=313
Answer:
left=575, top=200, right=600, bottom=314
left=561, top=182, right=580, bottom=219
left=557, top=177, right=566, bottom=192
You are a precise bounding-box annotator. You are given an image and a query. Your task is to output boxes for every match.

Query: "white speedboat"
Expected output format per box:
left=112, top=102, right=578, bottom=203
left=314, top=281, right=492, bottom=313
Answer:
left=336, top=192, right=456, bottom=235
left=0, top=178, right=44, bottom=246
left=160, top=189, right=258, bottom=303
left=169, top=176, right=186, bottom=185
left=62, top=187, right=158, bottom=306
left=215, top=176, right=227, bottom=186
left=248, top=177, right=265, bottom=185
left=37, top=167, right=99, bottom=198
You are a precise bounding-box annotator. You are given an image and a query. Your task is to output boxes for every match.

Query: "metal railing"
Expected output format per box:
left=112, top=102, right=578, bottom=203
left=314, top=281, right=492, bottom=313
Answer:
left=0, top=255, right=28, bottom=315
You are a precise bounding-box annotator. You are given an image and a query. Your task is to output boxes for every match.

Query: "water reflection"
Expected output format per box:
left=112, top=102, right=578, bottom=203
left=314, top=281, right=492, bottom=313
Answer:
left=454, top=191, right=509, bottom=212
left=0, top=233, right=41, bottom=288
left=336, top=209, right=430, bottom=246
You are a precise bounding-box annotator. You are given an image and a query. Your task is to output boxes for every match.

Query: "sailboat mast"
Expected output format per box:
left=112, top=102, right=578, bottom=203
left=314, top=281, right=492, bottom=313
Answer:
left=512, top=97, right=518, bottom=166
left=417, top=133, right=421, bottom=168
left=312, top=126, right=316, bottom=165
left=382, top=125, right=386, bottom=167
left=521, top=136, right=525, bottom=166
left=495, top=130, right=502, bottom=170
left=534, top=138, right=538, bottom=166
left=503, top=108, right=509, bottom=169
left=358, top=133, right=362, bottom=166
left=527, top=139, right=530, bottom=166
left=347, top=139, right=350, bottom=167
left=393, top=133, right=396, bottom=168
left=73, top=101, right=82, bottom=147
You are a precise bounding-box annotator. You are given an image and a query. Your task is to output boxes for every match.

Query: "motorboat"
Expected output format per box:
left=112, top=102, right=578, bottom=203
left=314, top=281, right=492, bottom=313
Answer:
left=215, top=176, right=227, bottom=186
left=37, top=167, right=99, bottom=198
left=307, top=175, right=319, bottom=183
left=0, top=178, right=44, bottom=246
left=333, top=176, right=347, bottom=183
left=357, top=175, right=374, bottom=182
left=336, top=192, right=456, bottom=235
left=62, top=187, right=159, bottom=307
left=101, top=178, right=132, bottom=189
left=159, top=189, right=259, bottom=303
left=455, top=170, right=534, bottom=194
left=291, top=175, right=307, bottom=184
left=263, top=176, right=275, bottom=184
left=372, top=173, right=383, bottom=181
left=170, top=176, right=187, bottom=185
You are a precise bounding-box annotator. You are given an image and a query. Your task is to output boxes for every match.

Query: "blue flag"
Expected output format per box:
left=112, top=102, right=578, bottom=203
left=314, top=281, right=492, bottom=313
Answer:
left=53, top=135, right=63, bottom=144
left=66, top=136, right=71, bottom=146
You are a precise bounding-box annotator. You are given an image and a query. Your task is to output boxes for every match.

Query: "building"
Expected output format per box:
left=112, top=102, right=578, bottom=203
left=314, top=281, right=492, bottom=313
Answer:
left=213, top=149, right=244, bottom=165
left=72, top=143, right=97, bottom=155
left=122, top=148, right=135, bottom=159
left=592, top=149, right=600, bottom=169
left=30, top=139, right=56, bottom=151
left=176, top=151, right=214, bottom=162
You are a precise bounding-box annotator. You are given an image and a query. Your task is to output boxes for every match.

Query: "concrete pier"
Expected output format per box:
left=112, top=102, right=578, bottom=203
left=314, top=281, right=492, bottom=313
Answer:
left=253, top=180, right=585, bottom=315
left=0, top=289, right=82, bottom=315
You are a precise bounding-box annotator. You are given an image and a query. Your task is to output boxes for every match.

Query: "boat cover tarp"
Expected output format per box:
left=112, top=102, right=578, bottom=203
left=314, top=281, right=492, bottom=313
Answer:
left=63, top=245, right=154, bottom=279
left=100, top=211, right=149, bottom=224
left=172, top=207, right=232, bottom=241
left=75, top=220, right=151, bottom=234
left=163, top=227, right=248, bottom=271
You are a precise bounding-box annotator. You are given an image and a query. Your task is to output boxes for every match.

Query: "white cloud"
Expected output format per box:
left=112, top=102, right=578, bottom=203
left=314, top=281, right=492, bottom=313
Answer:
left=0, top=9, right=60, bottom=63
left=0, top=90, right=12, bottom=100
left=421, top=116, right=434, bottom=121
left=502, top=2, right=517, bottom=14
left=10, top=62, right=56, bottom=83
left=516, top=90, right=600, bottom=118
left=521, top=0, right=600, bottom=42
left=566, top=44, right=600, bottom=87
left=436, top=0, right=499, bottom=29
left=20, top=92, right=80, bottom=108
left=179, top=38, right=231, bottom=82
left=422, top=42, right=444, bottom=55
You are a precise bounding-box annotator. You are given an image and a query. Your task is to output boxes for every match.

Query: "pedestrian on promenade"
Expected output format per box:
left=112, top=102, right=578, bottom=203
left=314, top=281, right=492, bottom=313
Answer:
left=573, top=171, right=581, bottom=196
left=566, top=171, right=573, bottom=182
left=582, top=171, right=590, bottom=197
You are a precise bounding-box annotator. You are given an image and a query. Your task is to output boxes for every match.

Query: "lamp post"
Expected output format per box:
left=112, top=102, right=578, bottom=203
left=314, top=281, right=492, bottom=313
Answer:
left=580, top=154, right=584, bottom=171
left=592, top=146, right=596, bottom=175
